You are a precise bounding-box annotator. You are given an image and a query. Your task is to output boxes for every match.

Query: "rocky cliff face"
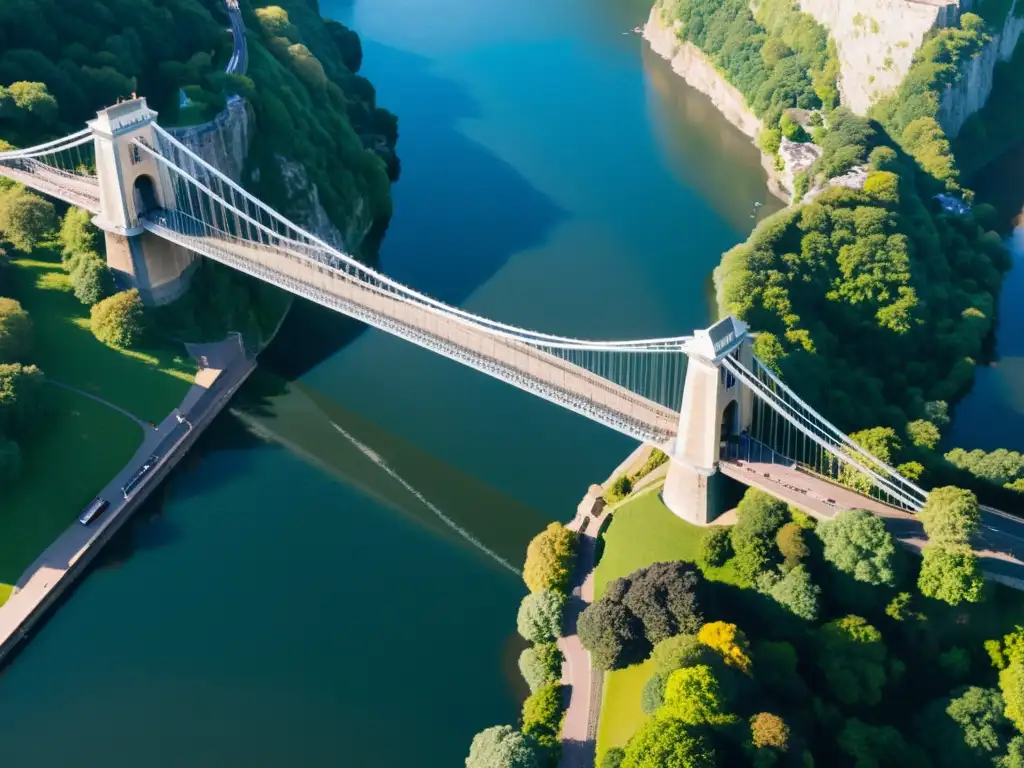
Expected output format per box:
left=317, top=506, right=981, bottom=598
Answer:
left=796, top=0, right=955, bottom=115
left=938, top=0, right=1024, bottom=137
left=168, top=98, right=372, bottom=252
left=644, top=4, right=762, bottom=139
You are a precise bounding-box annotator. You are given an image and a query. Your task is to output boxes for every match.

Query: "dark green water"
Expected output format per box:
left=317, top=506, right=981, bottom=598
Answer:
left=0, top=0, right=779, bottom=765
left=950, top=143, right=1024, bottom=453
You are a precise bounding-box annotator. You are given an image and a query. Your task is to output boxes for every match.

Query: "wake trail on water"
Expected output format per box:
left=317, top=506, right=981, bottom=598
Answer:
left=328, top=420, right=522, bottom=576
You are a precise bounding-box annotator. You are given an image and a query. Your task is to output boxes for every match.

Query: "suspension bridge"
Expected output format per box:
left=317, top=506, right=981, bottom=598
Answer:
left=0, top=98, right=1020, bottom=561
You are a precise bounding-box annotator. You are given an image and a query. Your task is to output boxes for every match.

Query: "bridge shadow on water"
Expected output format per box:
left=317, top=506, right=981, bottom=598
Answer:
left=262, top=39, right=568, bottom=381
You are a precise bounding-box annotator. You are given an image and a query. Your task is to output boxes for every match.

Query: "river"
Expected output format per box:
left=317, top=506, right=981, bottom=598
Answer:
left=0, top=0, right=781, bottom=765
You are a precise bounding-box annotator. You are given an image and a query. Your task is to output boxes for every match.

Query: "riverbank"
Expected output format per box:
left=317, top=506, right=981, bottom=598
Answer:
left=0, top=335, right=254, bottom=664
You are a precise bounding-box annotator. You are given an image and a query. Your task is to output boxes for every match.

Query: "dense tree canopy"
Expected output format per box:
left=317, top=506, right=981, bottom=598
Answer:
left=518, top=643, right=563, bottom=694
left=0, top=186, right=57, bottom=253
left=817, top=615, right=888, bottom=707
left=620, top=716, right=716, bottom=768
left=816, top=509, right=897, bottom=586
left=516, top=589, right=565, bottom=644
left=465, top=725, right=542, bottom=768
left=0, top=296, right=31, bottom=363
left=523, top=523, right=577, bottom=594
left=90, top=289, right=144, bottom=348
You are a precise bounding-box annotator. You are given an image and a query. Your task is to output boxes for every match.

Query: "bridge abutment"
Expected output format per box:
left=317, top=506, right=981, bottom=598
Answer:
left=89, top=98, right=197, bottom=306
left=664, top=318, right=752, bottom=525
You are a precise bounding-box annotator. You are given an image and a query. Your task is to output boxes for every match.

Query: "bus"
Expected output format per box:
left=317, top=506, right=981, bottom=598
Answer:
left=79, top=497, right=110, bottom=526
left=121, top=454, right=160, bottom=499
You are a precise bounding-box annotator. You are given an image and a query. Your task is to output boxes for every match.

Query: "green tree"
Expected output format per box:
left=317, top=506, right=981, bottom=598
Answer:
left=776, top=522, right=808, bottom=572
left=621, top=716, right=715, bottom=768
left=518, top=643, right=564, bottom=694
left=1001, top=736, right=1024, bottom=768
left=907, top=419, right=941, bottom=450
left=732, top=489, right=790, bottom=583
left=0, top=187, right=57, bottom=252
left=919, top=487, right=981, bottom=546
left=916, top=686, right=1012, bottom=768
left=70, top=255, right=114, bottom=306
left=0, top=363, right=48, bottom=438
left=578, top=596, right=645, bottom=671
left=6, top=81, right=59, bottom=125
left=0, top=297, right=32, bottom=363
left=752, top=641, right=807, bottom=702
left=817, top=615, right=888, bottom=707
left=465, top=725, right=542, bottom=768
left=523, top=523, right=577, bottom=593
left=601, top=747, right=626, bottom=768
left=1000, top=662, right=1024, bottom=733
left=521, top=683, right=564, bottom=750
left=816, top=509, right=897, bottom=586
left=660, top=665, right=735, bottom=727
left=90, top=289, right=144, bottom=348
left=699, top=527, right=733, bottom=569
left=918, top=545, right=984, bottom=606
left=651, top=634, right=710, bottom=674
left=642, top=669, right=670, bottom=715
left=839, top=718, right=931, bottom=768
left=59, top=207, right=100, bottom=259
left=698, top=621, right=752, bottom=674
left=0, top=434, right=21, bottom=484
left=769, top=565, right=821, bottom=621
left=516, top=590, right=565, bottom=644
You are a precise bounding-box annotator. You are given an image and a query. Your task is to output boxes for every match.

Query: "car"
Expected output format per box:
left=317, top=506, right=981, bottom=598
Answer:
left=79, top=497, right=110, bottom=526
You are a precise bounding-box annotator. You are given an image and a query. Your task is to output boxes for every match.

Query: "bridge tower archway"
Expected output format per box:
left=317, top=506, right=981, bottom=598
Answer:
left=663, top=318, right=755, bottom=526
left=87, top=98, right=196, bottom=306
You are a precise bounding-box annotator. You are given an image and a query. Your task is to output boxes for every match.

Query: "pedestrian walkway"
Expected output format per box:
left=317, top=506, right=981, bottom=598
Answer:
left=558, top=486, right=610, bottom=768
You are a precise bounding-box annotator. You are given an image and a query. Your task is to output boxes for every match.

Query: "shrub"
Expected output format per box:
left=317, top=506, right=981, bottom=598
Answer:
left=523, top=523, right=577, bottom=593
left=517, top=590, right=566, bottom=644
left=465, top=725, right=543, bottom=768
left=518, top=643, right=564, bottom=693
left=698, top=527, right=732, bottom=570
left=70, top=254, right=114, bottom=306
left=600, top=747, right=625, bottom=768
left=641, top=669, right=669, bottom=715
left=760, top=127, right=782, bottom=155
left=0, top=297, right=32, bottom=363
left=59, top=206, right=100, bottom=259
left=605, top=474, right=633, bottom=503
left=90, top=289, right=144, bottom=348
left=521, top=683, right=564, bottom=750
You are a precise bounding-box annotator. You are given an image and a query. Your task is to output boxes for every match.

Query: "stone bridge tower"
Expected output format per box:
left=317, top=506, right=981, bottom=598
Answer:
left=88, top=98, right=197, bottom=305
left=664, top=316, right=754, bottom=525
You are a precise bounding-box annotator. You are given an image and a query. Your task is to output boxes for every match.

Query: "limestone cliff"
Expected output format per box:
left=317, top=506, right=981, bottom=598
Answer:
left=168, top=97, right=371, bottom=253
left=643, top=5, right=762, bottom=140
left=938, top=0, right=1024, bottom=136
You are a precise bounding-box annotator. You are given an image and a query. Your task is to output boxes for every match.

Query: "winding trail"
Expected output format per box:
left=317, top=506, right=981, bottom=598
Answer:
left=47, top=379, right=154, bottom=432
left=558, top=489, right=610, bottom=768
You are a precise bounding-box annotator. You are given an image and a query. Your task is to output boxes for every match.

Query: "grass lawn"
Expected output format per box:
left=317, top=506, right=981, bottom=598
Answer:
left=596, top=658, right=655, bottom=762
left=593, top=486, right=741, bottom=600
left=592, top=486, right=744, bottom=755
left=11, top=252, right=194, bottom=422
left=0, top=387, right=143, bottom=595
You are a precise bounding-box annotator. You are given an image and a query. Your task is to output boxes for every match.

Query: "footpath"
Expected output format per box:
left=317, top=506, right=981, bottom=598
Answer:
left=558, top=485, right=609, bottom=768
left=0, top=335, right=255, bottom=664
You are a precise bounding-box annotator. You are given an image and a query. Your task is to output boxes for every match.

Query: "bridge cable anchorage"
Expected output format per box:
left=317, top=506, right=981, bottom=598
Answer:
left=723, top=354, right=927, bottom=511
left=129, top=133, right=692, bottom=431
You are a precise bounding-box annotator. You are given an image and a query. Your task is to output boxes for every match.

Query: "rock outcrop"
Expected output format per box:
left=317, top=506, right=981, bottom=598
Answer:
left=938, top=0, right=1024, bottom=137
left=796, top=0, right=957, bottom=116
left=643, top=4, right=762, bottom=140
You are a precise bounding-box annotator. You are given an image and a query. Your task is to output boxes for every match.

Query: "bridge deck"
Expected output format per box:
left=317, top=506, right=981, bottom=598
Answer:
left=0, top=165, right=100, bottom=213
left=144, top=218, right=681, bottom=445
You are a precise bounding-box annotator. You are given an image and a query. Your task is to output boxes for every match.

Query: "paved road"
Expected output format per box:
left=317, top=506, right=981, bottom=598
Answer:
left=721, top=459, right=1024, bottom=585
left=558, top=493, right=610, bottom=768
left=0, top=336, right=252, bottom=652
